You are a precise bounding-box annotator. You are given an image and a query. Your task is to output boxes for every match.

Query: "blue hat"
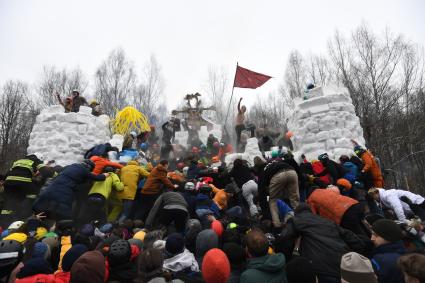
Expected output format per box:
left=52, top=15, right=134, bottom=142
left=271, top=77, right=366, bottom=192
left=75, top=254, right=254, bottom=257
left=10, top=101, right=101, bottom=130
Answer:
left=100, top=223, right=113, bottom=234
left=32, top=242, right=50, bottom=260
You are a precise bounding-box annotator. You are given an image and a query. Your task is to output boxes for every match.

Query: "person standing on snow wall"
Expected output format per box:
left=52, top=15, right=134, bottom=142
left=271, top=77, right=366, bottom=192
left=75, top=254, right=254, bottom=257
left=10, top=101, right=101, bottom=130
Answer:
left=235, top=97, right=246, bottom=149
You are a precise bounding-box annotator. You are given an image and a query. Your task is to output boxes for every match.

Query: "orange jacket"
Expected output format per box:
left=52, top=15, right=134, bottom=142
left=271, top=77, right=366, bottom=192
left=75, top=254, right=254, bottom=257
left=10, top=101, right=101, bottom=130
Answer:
left=141, top=164, right=174, bottom=195
left=307, top=189, right=358, bottom=225
left=90, top=156, right=123, bottom=175
left=212, top=185, right=229, bottom=210
left=360, top=150, right=384, bottom=187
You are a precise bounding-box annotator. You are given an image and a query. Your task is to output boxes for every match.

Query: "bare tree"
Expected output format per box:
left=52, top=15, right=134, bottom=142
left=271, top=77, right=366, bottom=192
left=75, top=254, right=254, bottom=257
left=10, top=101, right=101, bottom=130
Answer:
left=203, top=66, right=230, bottom=124
left=0, top=81, right=38, bottom=173
left=95, top=48, right=136, bottom=116
left=133, top=54, right=165, bottom=121
left=306, top=54, right=335, bottom=86
left=284, top=50, right=307, bottom=99
left=37, top=65, right=88, bottom=107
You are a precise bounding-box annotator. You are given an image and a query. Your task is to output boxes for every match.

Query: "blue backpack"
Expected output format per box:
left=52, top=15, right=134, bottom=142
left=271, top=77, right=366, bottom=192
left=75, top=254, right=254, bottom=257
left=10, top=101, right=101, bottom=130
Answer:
left=84, top=143, right=111, bottom=159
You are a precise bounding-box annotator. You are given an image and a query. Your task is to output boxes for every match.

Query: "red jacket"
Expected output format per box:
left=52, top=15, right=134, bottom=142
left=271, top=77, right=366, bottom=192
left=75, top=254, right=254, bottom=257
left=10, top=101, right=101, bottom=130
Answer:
left=15, top=272, right=70, bottom=283
left=311, top=161, right=332, bottom=185
left=90, top=156, right=123, bottom=175
left=307, top=189, right=358, bottom=225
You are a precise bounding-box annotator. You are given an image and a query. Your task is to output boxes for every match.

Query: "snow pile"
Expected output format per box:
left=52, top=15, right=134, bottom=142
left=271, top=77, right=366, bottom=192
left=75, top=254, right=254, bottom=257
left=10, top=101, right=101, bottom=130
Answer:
left=225, top=138, right=264, bottom=168
left=174, top=125, right=222, bottom=147
left=27, top=106, right=111, bottom=166
left=287, top=85, right=365, bottom=161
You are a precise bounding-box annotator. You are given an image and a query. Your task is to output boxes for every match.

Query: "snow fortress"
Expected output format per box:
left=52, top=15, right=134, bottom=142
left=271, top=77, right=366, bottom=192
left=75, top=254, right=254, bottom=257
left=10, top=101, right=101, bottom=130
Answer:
left=287, top=85, right=365, bottom=161
left=27, top=106, right=111, bottom=166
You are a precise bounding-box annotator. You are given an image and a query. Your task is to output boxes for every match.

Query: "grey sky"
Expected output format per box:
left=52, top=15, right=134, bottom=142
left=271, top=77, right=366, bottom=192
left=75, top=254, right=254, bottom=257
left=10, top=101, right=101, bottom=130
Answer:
left=1, top=0, right=424, bottom=109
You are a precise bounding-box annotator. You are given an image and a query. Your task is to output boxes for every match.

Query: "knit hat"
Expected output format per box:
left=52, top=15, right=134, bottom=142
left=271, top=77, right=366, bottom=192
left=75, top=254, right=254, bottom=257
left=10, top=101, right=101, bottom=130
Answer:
left=337, top=178, right=352, bottom=190
left=139, top=248, right=164, bottom=280
left=8, top=221, right=24, bottom=230
left=128, top=238, right=143, bottom=251
left=70, top=251, right=105, bottom=283
left=3, top=232, right=27, bottom=243
left=222, top=243, right=246, bottom=268
left=286, top=257, right=317, bottom=283
left=17, top=258, right=52, bottom=278
left=108, top=239, right=131, bottom=266
left=32, top=242, right=50, bottom=260
left=100, top=223, right=113, bottom=234
left=62, top=244, right=88, bottom=272
left=372, top=219, right=403, bottom=243
left=211, top=220, right=224, bottom=237
left=202, top=248, right=231, bottom=283
left=133, top=230, right=146, bottom=242
left=185, top=219, right=202, bottom=246
left=184, top=182, right=196, bottom=191
left=341, top=252, right=378, bottom=283
left=80, top=224, right=95, bottom=237
left=165, top=233, right=185, bottom=255
left=196, top=229, right=219, bottom=258
left=42, top=233, right=60, bottom=250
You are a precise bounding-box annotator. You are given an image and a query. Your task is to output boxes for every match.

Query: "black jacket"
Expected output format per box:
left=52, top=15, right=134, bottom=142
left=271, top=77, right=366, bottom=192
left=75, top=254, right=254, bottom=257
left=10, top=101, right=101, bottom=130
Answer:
left=262, top=160, right=294, bottom=188
left=317, top=160, right=347, bottom=184
left=276, top=209, right=366, bottom=278
left=230, top=164, right=254, bottom=188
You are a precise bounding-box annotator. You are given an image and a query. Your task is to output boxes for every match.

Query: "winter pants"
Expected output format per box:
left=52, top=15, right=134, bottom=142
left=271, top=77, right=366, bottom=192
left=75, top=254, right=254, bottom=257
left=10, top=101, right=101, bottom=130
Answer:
left=235, top=124, right=245, bottom=146
left=242, top=180, right=258, bottom=216
left=79, top=194, right=106, bottom=225
left=133, top=193, right=161, bottom=221
left=269, top=170, right=299, bottom=228
left=107, top=197, right=122, bottom=222
left=1, top=182, right=38, bottom=228
left=407, top=201, right=425, bottom=221
left=118, top=199, right=134, bottom=223
left=158, top=208, right=188, bottom=233
left=340, top=203, right=368, bottom=237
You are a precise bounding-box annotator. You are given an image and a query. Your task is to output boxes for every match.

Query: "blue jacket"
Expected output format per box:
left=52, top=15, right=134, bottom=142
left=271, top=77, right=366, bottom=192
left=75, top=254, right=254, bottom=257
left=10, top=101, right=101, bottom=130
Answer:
left=34, top=163, right=105, bottom=218
left=371, top=241, right=406, bottom=283
left=342, top=162, right=359, bottom=183
left=195, top=193, right=220, bottom=218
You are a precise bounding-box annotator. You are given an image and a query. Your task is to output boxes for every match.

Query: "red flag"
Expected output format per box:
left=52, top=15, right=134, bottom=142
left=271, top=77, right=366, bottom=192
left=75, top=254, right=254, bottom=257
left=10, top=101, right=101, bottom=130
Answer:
left=233, top=65, right=272, bottom=89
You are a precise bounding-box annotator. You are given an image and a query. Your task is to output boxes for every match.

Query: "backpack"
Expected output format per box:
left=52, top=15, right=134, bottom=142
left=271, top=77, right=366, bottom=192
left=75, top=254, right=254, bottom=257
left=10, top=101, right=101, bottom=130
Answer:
left=84, top=143, right=111, bottom=159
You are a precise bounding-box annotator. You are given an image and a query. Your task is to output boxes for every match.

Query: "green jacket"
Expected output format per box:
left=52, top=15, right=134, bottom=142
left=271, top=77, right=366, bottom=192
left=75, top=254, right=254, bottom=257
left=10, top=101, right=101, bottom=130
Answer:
left=240, top=253, right=287, bottom=283
left=89, top=172, right=124, bottom=199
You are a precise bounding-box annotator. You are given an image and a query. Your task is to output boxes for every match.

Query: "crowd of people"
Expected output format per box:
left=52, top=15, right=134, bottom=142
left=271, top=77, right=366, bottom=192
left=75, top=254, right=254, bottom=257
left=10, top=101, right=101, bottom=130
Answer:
left=0, top=94, right=425, bottom=283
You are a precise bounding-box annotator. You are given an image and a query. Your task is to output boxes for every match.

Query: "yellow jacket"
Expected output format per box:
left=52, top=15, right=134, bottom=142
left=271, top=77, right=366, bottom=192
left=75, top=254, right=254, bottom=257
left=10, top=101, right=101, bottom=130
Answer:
left=89, top=172, right=124, bottom=199
left=118, top=161, right=150, bottom=200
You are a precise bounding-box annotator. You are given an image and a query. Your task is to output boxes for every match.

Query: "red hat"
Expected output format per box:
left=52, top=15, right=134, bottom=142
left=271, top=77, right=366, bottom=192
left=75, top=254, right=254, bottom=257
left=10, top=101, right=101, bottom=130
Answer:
left=211, top=220, right=224, bottom=237
left=202, top=248, right=231, bottom=283
left=202, top=177, right=213, bottom=184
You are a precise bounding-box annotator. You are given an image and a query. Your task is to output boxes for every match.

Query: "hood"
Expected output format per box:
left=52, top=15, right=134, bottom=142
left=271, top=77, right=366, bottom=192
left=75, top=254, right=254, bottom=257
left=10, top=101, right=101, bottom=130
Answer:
left=196, top=229, right=219, bottom=257
left=373, top=241, right=406, bottom=255
left=163, top=249, right=199, bottom=272
left=247, top=254, right=286, bottom=273
left=128, top=160, right=139, bottom=166
left=343, top=162, right=357, bottom=169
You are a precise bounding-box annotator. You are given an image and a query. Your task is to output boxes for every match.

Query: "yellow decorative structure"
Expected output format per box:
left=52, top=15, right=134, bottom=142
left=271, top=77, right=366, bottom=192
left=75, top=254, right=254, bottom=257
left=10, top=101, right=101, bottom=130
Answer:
left=112, top=106, right=150, bottom=135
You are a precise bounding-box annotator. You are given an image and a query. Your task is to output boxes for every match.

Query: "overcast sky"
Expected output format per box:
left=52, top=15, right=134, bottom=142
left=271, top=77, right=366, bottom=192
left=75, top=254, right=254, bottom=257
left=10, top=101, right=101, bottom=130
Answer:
left=1, top=0, right=424, bottom=109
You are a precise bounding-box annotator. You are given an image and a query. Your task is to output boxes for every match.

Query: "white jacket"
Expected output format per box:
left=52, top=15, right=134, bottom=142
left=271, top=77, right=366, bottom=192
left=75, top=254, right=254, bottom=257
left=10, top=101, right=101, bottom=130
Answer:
left=163, top=249, right=199, bottom=273
left=378, top=189, right=424, bottom=221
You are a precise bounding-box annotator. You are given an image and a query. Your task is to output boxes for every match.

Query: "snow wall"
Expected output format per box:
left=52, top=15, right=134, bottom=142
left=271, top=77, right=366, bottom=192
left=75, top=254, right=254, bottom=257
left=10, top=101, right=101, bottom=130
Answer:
left=287, top=85, right=365, bottom=161
left=27, top=106, right=111, bottom=166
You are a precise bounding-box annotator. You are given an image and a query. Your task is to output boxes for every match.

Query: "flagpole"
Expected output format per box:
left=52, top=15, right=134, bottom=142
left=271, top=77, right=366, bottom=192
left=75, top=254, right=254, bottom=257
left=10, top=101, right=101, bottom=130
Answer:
left=223, top=62, right=238, bottom=130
